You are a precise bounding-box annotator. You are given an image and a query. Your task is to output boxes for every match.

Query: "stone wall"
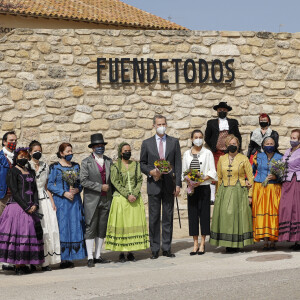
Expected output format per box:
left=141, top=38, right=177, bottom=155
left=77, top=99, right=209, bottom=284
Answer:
left=0, top=29, right=299, bottom=172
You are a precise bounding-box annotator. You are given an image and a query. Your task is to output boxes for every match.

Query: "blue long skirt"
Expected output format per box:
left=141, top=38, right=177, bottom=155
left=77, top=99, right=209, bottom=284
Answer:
left=54, top=194, right=86, bottom=261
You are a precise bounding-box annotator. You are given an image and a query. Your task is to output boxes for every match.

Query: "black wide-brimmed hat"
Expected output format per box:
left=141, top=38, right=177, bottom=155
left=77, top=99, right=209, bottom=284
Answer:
left=88, top=133, right=107, bottom=148
left=213, top=101, right=232, bottom=111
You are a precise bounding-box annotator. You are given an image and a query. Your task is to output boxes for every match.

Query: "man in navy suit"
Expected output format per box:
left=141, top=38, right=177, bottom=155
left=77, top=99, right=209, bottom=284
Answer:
left=140, top=115, right=182, bottom=259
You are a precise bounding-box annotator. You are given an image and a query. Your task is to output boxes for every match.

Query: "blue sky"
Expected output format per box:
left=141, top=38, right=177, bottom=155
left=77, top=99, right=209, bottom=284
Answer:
left=123, top=0, right=299, bottom=33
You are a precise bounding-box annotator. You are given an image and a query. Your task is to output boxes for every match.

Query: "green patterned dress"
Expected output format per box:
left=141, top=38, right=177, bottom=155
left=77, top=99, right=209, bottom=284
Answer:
left=105, top=160, right=149, bottom=251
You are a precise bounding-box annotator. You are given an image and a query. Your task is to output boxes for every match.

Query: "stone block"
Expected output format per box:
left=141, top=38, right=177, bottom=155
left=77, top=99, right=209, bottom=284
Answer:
left=16, top=101, right=31, bottom=110
left=10, top=89, right=23, bottom=101
left=190, top=117, right=205, bottom=128
left=90, top=119, right=109, bottom=130
left=59, top=54, right=74, bottom=65
left=270, top=82, right=286, bottom=89
left=72, top=112, right=93, bottom=124
left=2, top=122, right=15, bottom=131
left=54, top=89, right=70, bottom=99
left=40, top=133, right=60, bottom=144
left=57, top=124, right=81, bottom=132
left=190, top=45, right=209, bottom=54
left=72, top=86, right=84, bottom=97
left=122, top=129, right=145, bottom=139
left=48, top=65, right=66, bottom=78
left=103, top=96, right=125, bottom=105
left=142, top=96, right=172, bottom=106
left=37, top=42, right=51, bottom=54
left=111, top=119, right=135, bottom=130
left=211, top=44, right=240, bottom=56
left=46, top=100, right=62, bottom=108
left=136, top=119, right=153, bottom=130
left=22, top=118, right=42, bottom=127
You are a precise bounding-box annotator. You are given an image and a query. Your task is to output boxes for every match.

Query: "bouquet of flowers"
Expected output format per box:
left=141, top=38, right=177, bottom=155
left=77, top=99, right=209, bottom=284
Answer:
left=184, top=169, right=205, bottom=195
left=262, top=159, right=287, bottom=187
left=62, top=170, right=80, bottom=189
left=153, top=159, right=172, bottom=181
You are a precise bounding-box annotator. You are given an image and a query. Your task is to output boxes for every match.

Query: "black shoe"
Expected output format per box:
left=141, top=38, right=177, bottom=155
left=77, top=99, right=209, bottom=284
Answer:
left=150, top=251, right=159, bottom=259
left=21, top=266, right=32, bottom=274
left=292, top=243, right=300, bottom=251
left=162, top=251, right=175, bottom=258
left=94, top=257, right=111, bottom=264
left=42, top=266, right=52, bottom=271
left=67, top=261, right=74, bottom=268
left=226, top=247, right=235, bottom=253
left=15, top=267, right=25, bottom=276
left=2, top=264, right=15, bottom=271
left=198, top=246, right=205, bottom=255
left=87, top=259, right=95, bottom=268
left=127, top=252, right=136, bottom=262
left=30, top=265, right=37, bottom=272
left=119, top=253, right=126, bottom=263
left=190, top=247, right=199, bottom=256
left=263, top=245, right=269, bottom=251
left=60, top=262, right=69, bottom=269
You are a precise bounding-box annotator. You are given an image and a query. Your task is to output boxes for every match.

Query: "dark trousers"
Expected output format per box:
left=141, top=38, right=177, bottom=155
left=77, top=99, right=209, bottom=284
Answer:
left=85, top=199, right=110, bottom=239
left=188, top=185, right=211, bottom=236
left=148, top=191, right=174, bottom=253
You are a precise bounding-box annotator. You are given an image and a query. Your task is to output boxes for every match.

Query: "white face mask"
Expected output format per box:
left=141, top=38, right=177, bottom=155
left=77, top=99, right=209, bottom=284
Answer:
left=156, top=126, right=166, bottom=136
left=193, top=138, right=203, bottom=147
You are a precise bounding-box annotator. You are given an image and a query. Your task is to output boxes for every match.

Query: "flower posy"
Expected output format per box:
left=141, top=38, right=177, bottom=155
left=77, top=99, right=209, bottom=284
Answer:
left=154, top=159, right=172, bottom=174
left=62, top=170, right=79, bottom=187
left=262, top=159, right=287, bottom=187
left=184, top=169, right=204, bottom=195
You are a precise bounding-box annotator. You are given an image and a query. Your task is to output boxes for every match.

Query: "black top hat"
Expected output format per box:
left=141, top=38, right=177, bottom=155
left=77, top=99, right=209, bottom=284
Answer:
left=213, top=101, right=232, bottom=111
left=88, top=133, right=107, bottom=148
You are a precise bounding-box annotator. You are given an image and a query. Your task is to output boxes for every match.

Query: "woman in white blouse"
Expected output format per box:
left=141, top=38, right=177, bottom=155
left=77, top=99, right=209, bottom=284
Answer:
left=182, top=130, right=217, bottom=255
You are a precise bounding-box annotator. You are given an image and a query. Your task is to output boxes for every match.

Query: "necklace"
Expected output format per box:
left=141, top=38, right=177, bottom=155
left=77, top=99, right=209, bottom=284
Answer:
left=228, top=154, right=235, bottom=164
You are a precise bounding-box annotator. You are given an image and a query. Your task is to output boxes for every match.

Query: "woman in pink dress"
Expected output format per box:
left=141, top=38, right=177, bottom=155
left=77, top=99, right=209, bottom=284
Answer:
left=278, top=129, right=300, bottom=250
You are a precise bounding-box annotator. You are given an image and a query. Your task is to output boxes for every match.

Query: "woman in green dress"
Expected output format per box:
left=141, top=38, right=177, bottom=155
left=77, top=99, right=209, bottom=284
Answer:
left=105, top=142, right=149, bottom=262
left=209, top=134, right=254, bottom=253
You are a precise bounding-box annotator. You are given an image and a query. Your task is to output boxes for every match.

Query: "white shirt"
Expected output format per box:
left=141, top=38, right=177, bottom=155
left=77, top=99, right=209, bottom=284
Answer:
left=155, top=134, right=166, bottom=158
left=93, top=153, right=104, bottom=167
left=218, top=118, right=229, bottom=131
left=182, top=147, right=217, bottom=185
left=2, top=147, right=14, bottom=164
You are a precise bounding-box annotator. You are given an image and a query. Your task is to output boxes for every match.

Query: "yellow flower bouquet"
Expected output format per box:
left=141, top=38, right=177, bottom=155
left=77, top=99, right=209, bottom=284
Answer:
left=183, top=169, right=204, bottom=195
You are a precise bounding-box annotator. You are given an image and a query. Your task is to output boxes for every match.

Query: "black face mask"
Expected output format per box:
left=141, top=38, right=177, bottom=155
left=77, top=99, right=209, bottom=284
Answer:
left=17, top=158, right=28, bottom=167
left=32, top=151, right=42, bottom=160
left=218, top=111, right=227, bottom=119
left=227, top=145, right=238, bottom=153
left=122, top=152, right=131, bottom=160
left=259, top=121, right=269, bottom=128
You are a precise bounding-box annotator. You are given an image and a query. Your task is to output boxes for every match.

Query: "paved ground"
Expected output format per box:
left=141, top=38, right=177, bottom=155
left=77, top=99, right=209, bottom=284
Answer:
left=1, top=236, right=300, bottom=300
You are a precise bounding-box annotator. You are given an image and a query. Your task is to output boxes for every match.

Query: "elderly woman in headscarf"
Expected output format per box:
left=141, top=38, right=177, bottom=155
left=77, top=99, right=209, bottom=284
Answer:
left=105, top=142, right=149, bottom=262
left=252, top=136, right=283, bottom=250
left=247, top=113, right=279, bottom=164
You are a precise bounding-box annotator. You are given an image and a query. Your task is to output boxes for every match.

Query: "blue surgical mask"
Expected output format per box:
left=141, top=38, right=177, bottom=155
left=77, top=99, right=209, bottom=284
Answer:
left=264, top=146, right=275, bottom=153
left=94, top=146, right=105, bottom=155
left=64, top=154, right=73, bottom=161
left=290, top=140, right=300, bottom=148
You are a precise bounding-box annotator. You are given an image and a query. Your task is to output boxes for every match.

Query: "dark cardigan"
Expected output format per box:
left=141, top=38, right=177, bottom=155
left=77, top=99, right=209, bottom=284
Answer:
left=6, top=166, right=39, bottom=212
left=204, top=118, right=242, bottom=152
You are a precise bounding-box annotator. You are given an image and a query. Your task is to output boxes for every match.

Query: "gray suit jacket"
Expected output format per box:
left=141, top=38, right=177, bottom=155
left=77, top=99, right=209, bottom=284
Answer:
left=80, top=154, right=113, bottom=225
left=140, top=135, right=182, bottom=195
